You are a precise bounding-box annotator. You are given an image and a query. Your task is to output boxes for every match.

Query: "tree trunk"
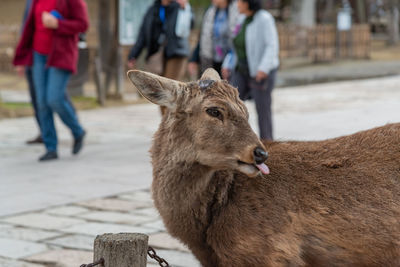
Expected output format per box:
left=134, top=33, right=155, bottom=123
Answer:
left=98, top=0, right=112, bottom=71
left=321, top=0, right=335, bottom=24
left=278, top=0, right=291, bottom=22
left=291, top=0, right=317, bottom=27
left=356, top=0, right=367, bottom=23
left=388, top=0, right=400, bottom=45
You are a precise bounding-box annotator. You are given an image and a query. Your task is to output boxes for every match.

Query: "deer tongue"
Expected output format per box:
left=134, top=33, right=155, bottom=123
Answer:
left=256, top=163, right=270, bottom=175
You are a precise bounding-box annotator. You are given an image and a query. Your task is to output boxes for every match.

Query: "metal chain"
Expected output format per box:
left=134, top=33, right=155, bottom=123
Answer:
left=80, top=258, right=104, bottom=267
left=148, top=246, right=170, bottom=267
left=79, top=247, right=169, bottom=267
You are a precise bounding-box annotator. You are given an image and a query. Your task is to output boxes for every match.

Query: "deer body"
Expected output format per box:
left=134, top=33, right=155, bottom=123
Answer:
left=128, top=69, right=400, bottom=266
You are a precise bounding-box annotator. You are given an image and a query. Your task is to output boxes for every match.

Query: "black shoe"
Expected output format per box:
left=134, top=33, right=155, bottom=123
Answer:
left=26, top=135, right=43, bottom=145
left=39, top=151, right=58, bottom=161
left=73, top=130, right=86, bottom=155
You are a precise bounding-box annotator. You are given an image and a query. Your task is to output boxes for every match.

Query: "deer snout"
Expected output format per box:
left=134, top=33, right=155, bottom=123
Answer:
left=254, top=147, right=268, bottom=164
left=236, top=145, right=270, bottom=177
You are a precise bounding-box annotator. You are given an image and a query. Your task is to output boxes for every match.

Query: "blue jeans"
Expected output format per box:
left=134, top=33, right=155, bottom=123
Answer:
left=32, top=51, right=84, bottom=152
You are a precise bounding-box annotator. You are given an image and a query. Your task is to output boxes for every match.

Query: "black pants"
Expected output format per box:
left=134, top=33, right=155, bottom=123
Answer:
left=230, top=68, right=277, bottom=141
left=26, top=67, right=40, bottom=129
left=212, top=61, right=223, bottom=77
left=200, top=59, right=223, bottom=78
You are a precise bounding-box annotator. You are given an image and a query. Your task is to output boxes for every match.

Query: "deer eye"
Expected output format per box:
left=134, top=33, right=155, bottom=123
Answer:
left=206, top=108, right=223, bottom=121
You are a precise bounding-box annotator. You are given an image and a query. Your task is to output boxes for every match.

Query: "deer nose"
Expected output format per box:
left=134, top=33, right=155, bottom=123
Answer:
left=253, top=147, right=268, bottom=165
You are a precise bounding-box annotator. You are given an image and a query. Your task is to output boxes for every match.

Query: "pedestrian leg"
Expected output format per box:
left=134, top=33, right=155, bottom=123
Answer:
left=46, top=67, right=84, bottom=140
left=159, top=57, right=187, bottom=115
left=32, top=52, right=57, bottom=152
left=250, top=69, right=277, bottom=141
left=230, top=71, right=251, bottom=101
left=26, top=67, right=40, bottom=128
left=163, top=56, right=186, bottom=81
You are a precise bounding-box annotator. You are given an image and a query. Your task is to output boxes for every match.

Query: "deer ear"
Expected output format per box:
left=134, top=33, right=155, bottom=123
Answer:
left=127, top=70, right=183, bottom=109
left=200, top=68, right=221, bottom=81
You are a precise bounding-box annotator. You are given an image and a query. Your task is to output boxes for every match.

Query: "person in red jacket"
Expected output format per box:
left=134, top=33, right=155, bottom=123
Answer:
left=14, top=0, right=89, bottom=161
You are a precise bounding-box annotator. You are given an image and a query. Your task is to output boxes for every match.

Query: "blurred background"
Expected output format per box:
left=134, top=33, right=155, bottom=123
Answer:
left=0, top=1, right=400, bottom=267
left=1, top=0, right=400, bottom=114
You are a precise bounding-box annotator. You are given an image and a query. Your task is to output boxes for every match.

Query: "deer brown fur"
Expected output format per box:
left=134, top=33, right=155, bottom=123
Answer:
left=128, top=69, right=400, bottom=267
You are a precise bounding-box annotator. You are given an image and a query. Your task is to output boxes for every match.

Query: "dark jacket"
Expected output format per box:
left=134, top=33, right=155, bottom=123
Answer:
left=22, top=0, right=33, bottom=26
left=13, top=0, right=89, bottom=73
left=128, top=0, right=189, bottom=61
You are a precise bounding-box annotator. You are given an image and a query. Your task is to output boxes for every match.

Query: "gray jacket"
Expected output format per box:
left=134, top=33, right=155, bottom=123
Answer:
left=223, top=10, right=279, bottom=77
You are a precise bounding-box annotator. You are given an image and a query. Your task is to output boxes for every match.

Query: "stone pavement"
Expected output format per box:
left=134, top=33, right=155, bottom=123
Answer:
left=0, top=190, right=198, bottom=267
left=277, top=60, right=400, bottom=87
left=1, top=76, right=400, bottom=266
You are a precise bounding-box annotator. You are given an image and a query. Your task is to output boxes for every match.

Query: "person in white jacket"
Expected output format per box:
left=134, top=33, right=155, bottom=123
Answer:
left=188, top=0, right=240, bottom=77
left=222, top=0, right=279, bottom=141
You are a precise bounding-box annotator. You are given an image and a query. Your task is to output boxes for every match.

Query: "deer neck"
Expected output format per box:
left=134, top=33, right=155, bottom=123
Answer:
left=152, top=155, right=235, bottom=241
left=152, top=158, right=218, bottom=213
left=151, top=121, right=235, bottom=229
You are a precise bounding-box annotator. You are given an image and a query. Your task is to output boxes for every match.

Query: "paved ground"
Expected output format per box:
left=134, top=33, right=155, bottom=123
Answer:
left=0, top=75, right=400, bottom=266
left=277, top=60, right=400, bottom=87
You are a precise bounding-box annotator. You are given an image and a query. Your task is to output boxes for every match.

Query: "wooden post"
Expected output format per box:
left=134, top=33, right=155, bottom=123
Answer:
left=116, top=45, right=124, bottom=97
left=94, top=57, right=106, bottom=106
left=98, top=0, right=112, bottom=71
left=115, top=0, right=124, bottom=96
left=93, top=233, right=148, bottom=267
left=96, top=0, right=111, bottom=102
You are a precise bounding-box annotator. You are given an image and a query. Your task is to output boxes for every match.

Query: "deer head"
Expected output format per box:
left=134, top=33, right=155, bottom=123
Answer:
left=127, top=69, right=269, bottom=177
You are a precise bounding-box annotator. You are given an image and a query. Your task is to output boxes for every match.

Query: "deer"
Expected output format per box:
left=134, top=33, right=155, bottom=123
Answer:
left=127, top=68, right=400, bottom=267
